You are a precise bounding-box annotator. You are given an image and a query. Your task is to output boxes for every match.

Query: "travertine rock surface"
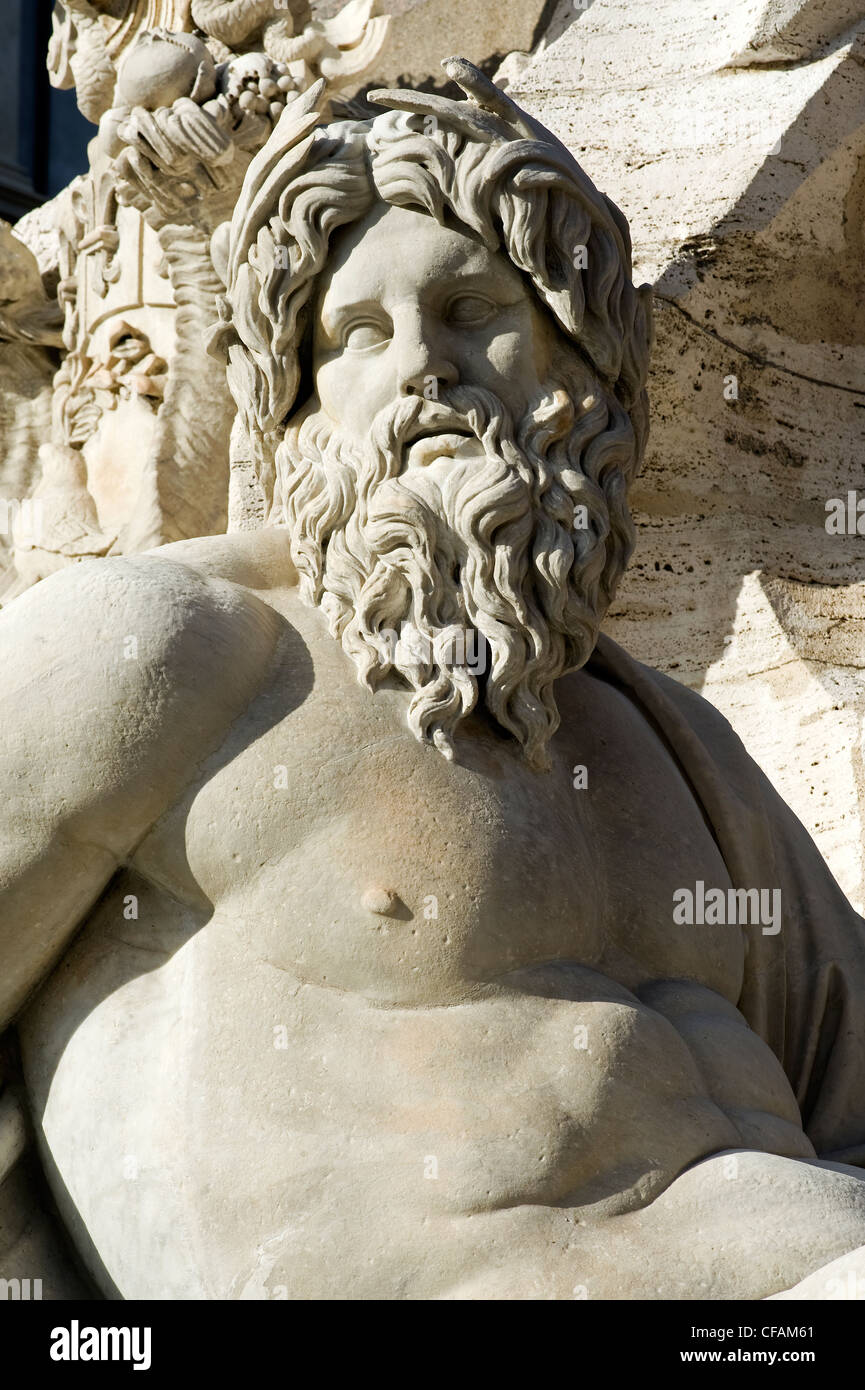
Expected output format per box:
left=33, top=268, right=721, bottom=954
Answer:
left=504, top=0, right=865, bottom=908
left=314, top=0, right=551, bottom=86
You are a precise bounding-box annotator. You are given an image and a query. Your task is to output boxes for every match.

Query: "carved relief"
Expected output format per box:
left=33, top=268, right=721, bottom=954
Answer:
left=0, top=1, right=389, bottom=595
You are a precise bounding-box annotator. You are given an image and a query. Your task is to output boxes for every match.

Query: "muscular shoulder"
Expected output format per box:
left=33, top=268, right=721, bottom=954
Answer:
left=0, top=552, right=286, bottom=845
left=2, top=548, right=282, bottom=702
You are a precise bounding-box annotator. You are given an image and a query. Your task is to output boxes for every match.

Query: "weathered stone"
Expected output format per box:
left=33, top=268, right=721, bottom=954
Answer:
left=315, top=0, right=551, bottom=87
left=2, top=61, right=865, bottom=1303
left=0, top=2, right=390, bottom=597
left=2, top=1, right=865, bottom=1307
left=0, top=224, right=61, bottom=595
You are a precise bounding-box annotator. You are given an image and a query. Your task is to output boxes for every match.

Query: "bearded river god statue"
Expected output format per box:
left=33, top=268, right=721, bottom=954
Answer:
left=3, top=61, right=865, bottom=1302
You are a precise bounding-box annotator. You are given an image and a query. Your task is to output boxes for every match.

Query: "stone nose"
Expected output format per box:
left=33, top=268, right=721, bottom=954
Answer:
left=393, top=305, right=458, bottom=398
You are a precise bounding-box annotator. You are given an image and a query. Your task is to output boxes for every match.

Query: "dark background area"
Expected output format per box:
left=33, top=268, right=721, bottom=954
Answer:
left=0, top=0, right=92, bottom=222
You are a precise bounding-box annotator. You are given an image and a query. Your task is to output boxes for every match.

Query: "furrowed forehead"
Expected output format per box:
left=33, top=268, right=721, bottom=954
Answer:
left=316, top=202, right=519, bottom=316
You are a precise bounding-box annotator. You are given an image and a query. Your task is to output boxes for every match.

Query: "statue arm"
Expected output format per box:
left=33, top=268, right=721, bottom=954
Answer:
left=0, top=553, right=283, bottom=1031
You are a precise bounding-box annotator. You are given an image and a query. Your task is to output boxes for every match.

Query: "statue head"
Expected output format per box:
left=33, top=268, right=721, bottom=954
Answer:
left=213, top=61, right=653, bottom=768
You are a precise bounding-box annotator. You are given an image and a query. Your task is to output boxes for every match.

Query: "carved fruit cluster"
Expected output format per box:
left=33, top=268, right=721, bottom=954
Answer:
left=209, top=52, right=298, bottom=127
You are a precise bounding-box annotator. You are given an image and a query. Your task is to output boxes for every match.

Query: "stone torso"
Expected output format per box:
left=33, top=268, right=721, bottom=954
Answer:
left=18, top=579, right=819, bottom=1299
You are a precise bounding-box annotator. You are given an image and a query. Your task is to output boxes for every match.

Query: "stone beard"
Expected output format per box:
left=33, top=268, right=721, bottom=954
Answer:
left=214, top=78, right=653, bottom=770
left=273, top=354, right=635, bottom=769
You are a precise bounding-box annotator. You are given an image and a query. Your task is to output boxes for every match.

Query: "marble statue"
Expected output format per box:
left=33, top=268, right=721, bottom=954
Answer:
left=3, top=61, right=865, bottom=1301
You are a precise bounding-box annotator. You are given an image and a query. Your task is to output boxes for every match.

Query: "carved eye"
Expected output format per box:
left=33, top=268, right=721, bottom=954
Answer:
left=446, top=294, right=497, bottom=327
left=343, top=320, right=390, bottom=351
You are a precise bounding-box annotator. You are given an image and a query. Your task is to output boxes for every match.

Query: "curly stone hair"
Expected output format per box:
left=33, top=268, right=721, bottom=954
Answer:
left=210, top=60, right=653, bottom=530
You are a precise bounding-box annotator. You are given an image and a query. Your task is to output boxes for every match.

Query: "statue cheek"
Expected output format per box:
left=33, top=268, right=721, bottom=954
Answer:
left=314, top=354, right=347, bottom=410
left=316, top=355, right=382, bottom=434
left=483, top=325, right=547, bottom=407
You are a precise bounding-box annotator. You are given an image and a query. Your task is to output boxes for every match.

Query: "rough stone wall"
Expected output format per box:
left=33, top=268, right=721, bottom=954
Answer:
left=311, top=0, right=552, bottom=83
left=503, top=0, right=865, bottom=908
